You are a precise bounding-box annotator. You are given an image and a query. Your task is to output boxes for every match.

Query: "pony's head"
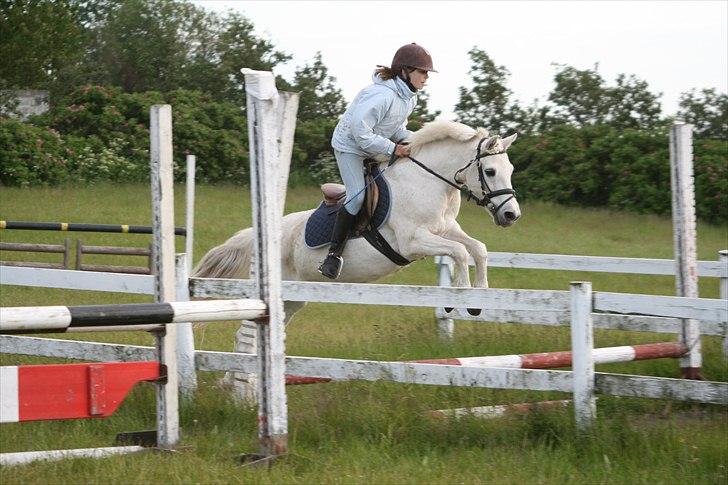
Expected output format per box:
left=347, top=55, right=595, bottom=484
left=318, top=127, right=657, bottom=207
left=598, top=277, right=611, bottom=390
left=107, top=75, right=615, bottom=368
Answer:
left=409, top=121, right=521, bottom=227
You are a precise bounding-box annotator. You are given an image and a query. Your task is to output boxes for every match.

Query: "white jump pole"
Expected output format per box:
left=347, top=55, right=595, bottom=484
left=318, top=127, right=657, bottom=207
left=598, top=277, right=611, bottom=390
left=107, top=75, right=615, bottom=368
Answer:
left=242, top=69, right=289, bottom=459
left=669, top=122, right=702, bottom=378
left=570, top=281, right=595, bottom=431
left=150, top=104, right=180, bottom=449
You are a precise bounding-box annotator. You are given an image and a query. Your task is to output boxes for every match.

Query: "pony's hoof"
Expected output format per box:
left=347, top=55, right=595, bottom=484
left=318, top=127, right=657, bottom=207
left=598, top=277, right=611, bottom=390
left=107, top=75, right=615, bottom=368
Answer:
left=467, top=308, right=482, bottom=316
left=444, top=307, right=454, bottom=313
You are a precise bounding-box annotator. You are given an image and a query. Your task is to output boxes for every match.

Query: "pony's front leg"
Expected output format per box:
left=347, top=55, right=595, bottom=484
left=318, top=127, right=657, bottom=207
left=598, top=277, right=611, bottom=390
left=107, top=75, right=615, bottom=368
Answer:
left=442, top=223, right=488, bottom=288
left=406, top=229, right=472, bottom=287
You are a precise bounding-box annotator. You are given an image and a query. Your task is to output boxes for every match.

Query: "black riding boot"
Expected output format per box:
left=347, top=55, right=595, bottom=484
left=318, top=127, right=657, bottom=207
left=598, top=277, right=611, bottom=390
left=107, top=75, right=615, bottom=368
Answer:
left=318, top=208, right=358, bottom=279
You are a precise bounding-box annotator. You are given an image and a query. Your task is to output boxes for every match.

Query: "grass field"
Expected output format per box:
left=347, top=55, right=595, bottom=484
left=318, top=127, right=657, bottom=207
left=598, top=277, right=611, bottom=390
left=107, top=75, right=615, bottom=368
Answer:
left=1, top=183, right=727, bottom=484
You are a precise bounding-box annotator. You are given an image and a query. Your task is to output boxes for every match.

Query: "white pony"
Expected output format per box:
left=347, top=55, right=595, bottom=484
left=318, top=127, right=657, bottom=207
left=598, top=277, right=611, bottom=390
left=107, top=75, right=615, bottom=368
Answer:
left=193, top=120, right=521, bottom=396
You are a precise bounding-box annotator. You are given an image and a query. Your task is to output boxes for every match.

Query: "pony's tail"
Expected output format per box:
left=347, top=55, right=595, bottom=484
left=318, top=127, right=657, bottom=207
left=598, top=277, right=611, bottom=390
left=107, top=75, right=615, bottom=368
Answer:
left=192, top=228, right=254, bottom=279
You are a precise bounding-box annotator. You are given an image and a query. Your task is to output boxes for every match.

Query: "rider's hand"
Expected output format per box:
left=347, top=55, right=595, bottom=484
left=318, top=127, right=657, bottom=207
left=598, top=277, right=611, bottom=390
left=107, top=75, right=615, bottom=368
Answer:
left=394, top=144, right=410, bottom=157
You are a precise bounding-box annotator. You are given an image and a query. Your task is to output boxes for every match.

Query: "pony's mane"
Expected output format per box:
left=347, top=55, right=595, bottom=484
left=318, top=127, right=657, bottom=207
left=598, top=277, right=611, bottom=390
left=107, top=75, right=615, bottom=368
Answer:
left=408, top=120, right=488, bottom=150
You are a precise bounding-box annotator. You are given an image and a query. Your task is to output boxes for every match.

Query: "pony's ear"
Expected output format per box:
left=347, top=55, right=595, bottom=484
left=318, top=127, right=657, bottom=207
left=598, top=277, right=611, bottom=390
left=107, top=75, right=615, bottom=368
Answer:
left=501, top=133, right=518, bottom=150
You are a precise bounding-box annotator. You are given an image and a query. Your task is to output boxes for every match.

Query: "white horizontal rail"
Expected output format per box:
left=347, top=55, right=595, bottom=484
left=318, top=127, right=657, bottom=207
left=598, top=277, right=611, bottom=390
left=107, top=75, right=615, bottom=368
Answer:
left=0, top=266, right=154, bottom=294
left=2, top=337, right=724, bottom=405
left=191, top=278, right=726, bottom=324
left=594, top=292, right=727, bottom=322
left=434, top=308, right=726, bottom=335
left=190, top=278, right=569, bottom=311
left=435, top=253, right=727, bottom=278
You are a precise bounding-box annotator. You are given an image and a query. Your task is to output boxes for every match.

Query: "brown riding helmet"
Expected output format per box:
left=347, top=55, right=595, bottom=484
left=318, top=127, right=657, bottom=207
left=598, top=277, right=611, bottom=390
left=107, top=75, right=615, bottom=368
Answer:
left=391, top=43, right=437, bottom=73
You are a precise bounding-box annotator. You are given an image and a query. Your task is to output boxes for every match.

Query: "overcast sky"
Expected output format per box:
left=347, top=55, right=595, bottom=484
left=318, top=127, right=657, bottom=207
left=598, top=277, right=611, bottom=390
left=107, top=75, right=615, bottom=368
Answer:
left=191, top=1, right=727, bottom=121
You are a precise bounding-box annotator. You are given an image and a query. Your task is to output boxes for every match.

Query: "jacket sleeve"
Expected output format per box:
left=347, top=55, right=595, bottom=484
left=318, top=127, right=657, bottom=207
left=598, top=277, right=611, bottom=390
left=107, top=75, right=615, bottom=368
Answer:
left=349, top=94, right=397, bottom=155
left=391, top=124, right=413, bottom=144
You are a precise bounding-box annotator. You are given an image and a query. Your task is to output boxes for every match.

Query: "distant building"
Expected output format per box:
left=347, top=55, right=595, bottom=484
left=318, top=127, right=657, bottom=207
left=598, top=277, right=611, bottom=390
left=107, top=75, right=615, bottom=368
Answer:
left=4, top=90, right=50, bottom=120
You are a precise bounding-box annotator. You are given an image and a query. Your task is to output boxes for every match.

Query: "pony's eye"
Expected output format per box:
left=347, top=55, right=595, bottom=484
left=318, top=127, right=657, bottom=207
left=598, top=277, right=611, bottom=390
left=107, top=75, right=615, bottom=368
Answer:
left=484, top=169, right=496, bottom=177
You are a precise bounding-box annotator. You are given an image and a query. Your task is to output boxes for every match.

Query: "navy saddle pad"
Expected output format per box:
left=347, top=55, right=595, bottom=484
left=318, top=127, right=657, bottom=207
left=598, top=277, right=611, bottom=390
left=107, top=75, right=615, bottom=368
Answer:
left=304, top=165, right=392, bottom=249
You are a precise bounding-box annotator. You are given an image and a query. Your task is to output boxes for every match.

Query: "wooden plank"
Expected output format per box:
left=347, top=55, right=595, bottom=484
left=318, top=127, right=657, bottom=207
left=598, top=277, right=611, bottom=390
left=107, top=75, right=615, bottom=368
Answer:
left=0, top=242, right=66, bottom=253
left=0, top=335, right=156, bottom=361
left=594, top=292, right=726, bottom=322
left=0, top=266, right=154, bottom=294
left=189, top=278, right=569, bottom=312
left=434, top=308, right=726, bottom=336
left=80, top=245, right=150, bottom=256
left=595, top=373, right=728, bottom=405
left=194, top=351, right=574, bottom=393
left=435, top=253, right=726, bottom=277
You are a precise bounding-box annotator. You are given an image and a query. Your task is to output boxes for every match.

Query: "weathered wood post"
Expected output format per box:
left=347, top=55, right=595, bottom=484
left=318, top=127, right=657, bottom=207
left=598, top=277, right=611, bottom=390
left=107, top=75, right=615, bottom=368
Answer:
left=669, top=122, right=702, bottom=379
left=241, top=69, right=290, bottom=459
left=175, top=253, right=197, bottom=395
left=570, top=281, right=595, bottom=431
left=720, top=250, right=727, bottom=358
left=149, top=104, right=179, bottom=448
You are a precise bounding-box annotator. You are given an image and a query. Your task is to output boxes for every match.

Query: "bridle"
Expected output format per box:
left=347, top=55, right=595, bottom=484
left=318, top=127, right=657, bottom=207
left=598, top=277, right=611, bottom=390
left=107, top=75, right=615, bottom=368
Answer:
left=405, top=137, right=518, bottom=218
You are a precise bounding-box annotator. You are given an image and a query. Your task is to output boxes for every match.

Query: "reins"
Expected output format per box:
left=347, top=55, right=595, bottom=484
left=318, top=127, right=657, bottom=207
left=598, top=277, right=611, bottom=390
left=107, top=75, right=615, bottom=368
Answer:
left=407, top=137, right=517, bottom=218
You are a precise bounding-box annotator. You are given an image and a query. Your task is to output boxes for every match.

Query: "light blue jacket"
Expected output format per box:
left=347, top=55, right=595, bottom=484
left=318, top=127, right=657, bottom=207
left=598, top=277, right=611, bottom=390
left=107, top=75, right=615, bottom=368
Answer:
left=331, top=72, right=417, bottom=157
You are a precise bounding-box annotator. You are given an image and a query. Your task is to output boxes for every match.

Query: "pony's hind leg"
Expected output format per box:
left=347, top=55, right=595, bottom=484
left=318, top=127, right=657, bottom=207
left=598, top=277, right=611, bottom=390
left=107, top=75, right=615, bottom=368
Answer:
left=224, top=301, right=306, bottom=402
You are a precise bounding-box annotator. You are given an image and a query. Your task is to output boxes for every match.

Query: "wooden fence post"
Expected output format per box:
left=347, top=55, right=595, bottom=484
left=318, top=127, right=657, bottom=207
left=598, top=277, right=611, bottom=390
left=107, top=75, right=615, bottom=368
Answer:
left=150, top=104, right=179, bottom=449
left=670, top=122, right=702, bottom=378
left=570, top=281, right=595, bottom=431
left=242, top=69, right=288, bottom=459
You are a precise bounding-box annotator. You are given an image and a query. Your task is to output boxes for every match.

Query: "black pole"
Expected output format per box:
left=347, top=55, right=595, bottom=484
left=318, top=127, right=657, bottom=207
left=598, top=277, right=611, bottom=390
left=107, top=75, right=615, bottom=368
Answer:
left=1, top=221, right=186, bottom=236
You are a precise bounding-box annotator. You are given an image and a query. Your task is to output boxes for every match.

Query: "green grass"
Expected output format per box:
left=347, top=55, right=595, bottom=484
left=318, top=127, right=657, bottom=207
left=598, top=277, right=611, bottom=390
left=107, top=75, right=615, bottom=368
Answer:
left=1, top=183, right=727, bottom=484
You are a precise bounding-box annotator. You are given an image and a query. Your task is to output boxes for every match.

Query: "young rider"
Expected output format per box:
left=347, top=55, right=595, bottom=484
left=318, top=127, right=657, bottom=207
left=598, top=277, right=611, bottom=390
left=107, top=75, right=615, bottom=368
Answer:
left=319, top=43, right=436, bottom=279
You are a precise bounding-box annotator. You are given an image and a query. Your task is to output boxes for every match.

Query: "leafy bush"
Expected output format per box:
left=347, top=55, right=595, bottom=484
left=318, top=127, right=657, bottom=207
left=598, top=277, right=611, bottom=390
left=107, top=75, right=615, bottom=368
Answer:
left=0, top=118, right=69, bottom=186
left=510, top=125, right=726, bottom=223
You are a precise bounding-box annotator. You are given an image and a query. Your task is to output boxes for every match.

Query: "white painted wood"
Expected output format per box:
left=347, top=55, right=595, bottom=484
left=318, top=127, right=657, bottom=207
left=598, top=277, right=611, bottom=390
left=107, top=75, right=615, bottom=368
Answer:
left=169, top=299, right=267, bottom=321
left=0, top=446, right=146, bottom=466
left=436, top=260, right=454, bottom=340
left=594, top=373, right=728, bottom=405
left=434, top=253, right=726, bottom=277
left=0, top=306, right=71, bottom=331
left=570, top=281, right=596, bottom=430
left=189, top=278, right=570, bottom=312
left=0, top=335, right=156, bottom=361
left=195, top=350, right=575, bottom=392
left=150, top=104, right=179, bottom=449
left=243, top=68, right=288, bottom=456
left=185, top=154, right=196, bottom=274
left=720, top=250, right=727, bottom=358
left=275, top=91, right=299, bottom=214
left=0, top=266, right=154, bottom=294
left=593, top=292, right=726, bottom=323
left=670, top=122, right=701, bottom=371
left=175, top=253, right=197, bottom=395
left=0, top=366, right=19, bottom=423
left=435, top=306, right=726, bottom=336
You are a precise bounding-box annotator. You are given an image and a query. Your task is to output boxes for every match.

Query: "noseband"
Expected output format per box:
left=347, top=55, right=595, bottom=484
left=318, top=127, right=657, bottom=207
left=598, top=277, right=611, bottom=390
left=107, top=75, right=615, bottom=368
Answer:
left=406, top=137, right=517, bottom=218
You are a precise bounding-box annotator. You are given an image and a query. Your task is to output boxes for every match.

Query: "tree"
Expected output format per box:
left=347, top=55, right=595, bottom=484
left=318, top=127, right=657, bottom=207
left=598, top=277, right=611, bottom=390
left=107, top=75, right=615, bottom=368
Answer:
left=408, top=90, right=441, bottom=131
left=548, top=64, right=662, bottom=130
left=677, top=88, right=727, bottom=139
left=291, top=52, right=345, bottom=122
left=0, top=0, right=86, bottom=90
left=454, top=47, right=523, bottom=133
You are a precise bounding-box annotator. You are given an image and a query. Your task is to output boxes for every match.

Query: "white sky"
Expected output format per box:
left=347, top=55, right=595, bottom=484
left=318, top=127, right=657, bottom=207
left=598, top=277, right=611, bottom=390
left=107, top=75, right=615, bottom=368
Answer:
left=192, top=0, right=727, bottom=120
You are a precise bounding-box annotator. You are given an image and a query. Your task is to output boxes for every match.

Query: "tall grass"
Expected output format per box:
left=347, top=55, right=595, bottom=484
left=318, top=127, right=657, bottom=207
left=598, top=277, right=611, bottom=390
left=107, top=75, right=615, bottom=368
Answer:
left=0, top=184, right=726, bottom=484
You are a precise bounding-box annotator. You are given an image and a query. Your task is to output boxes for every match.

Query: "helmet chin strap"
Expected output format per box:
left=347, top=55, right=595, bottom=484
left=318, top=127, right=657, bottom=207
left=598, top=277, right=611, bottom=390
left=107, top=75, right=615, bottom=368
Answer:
left=399, top=68, right=417, bottom=92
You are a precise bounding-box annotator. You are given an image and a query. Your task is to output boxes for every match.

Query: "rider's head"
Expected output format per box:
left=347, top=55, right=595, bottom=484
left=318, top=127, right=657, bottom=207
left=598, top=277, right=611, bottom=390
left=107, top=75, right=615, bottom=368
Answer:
left=376, top=43, right=436, bottom=92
